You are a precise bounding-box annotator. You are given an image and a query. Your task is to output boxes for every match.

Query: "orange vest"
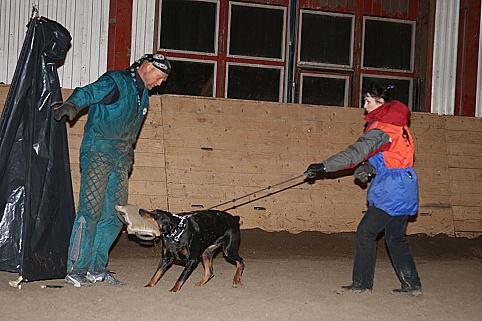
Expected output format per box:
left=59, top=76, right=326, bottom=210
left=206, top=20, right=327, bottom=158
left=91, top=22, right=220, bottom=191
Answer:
left=367, top=121, right=414, bottom=169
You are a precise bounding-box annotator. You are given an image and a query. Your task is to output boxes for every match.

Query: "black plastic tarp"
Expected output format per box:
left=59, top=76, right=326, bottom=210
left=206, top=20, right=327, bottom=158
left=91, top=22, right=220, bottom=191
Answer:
left=0, top=14, right=75, bottom=281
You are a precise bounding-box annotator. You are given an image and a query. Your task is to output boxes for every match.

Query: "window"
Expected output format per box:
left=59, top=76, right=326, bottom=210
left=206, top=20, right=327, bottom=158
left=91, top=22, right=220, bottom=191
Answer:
left=156, top=59, right=216, bottom=97
left=159, top=0, right=218, bottom=54
left=299, top=73, right=350, bottom=106
left=156, top=0, right=421, bottom=108
left=228, top=3, right=285, bottom=60
left=298, top=10, right=354, bottom=68
left=362, top=17, right=415, bottom=72
left=157, top=0, right=286, bottom=101
left=226, top=63, right=283, bottom=102
left=155, top=0, right=219, bottom=96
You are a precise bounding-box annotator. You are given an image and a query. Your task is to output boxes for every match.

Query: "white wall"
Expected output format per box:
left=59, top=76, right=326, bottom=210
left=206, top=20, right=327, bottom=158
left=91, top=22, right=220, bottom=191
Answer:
left=476, top=0, right=482, bottom=118
left=130, top=0, right=157, bottom=64
left=431, top=0, right=460, bottom=116
left=0, top=0, right=109, bottom=88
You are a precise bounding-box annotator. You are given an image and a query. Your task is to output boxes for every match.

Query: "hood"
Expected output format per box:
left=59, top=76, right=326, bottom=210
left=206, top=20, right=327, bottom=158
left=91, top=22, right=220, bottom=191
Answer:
left=364, top=100, right=411, bottom=126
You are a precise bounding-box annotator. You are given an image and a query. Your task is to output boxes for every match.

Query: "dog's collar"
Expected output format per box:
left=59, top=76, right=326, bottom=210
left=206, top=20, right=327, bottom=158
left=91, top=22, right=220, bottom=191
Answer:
left=166, top=214, right=192, bottom=242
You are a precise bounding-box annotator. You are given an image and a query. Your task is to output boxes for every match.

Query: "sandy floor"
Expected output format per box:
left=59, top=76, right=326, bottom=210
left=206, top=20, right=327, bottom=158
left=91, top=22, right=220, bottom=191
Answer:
left=1, top=229, right=481, bottom=321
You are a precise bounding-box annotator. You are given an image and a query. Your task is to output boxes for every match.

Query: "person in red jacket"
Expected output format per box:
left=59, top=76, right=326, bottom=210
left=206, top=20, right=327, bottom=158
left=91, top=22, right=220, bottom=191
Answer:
left=305, top=83, right=422, bottom=297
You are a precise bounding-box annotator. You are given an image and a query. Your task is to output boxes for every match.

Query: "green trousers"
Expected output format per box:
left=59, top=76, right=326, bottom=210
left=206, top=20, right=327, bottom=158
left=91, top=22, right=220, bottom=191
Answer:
left=67, top=148, right=131, bottom=273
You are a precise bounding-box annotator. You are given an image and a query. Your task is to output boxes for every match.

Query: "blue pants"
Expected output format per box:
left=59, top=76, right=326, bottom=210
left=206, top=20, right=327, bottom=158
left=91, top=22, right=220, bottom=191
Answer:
left=67, top=149, right=131, bottom=273
left=352, top=206, right=421, bottom=290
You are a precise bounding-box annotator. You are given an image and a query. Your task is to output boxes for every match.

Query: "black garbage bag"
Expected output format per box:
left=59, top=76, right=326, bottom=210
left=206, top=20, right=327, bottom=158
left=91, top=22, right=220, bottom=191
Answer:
left=0, top=15, right=75, bottom=281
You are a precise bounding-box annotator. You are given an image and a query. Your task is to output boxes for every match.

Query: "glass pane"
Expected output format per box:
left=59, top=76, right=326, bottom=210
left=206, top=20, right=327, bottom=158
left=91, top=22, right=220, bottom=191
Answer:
left=160, top=0, right=217, bottom=53
left=155, top=60, right=215, bottom=97
left=300, top=12, right=352, bottom=66
left=227, top=65, right=281, bottom=102
left=301, top=75, right=347, bottom=106
left=229, top=4, right=284, bottom=59
left=363, top=19, right=413, bottom=71
left=362, top=76, right=412, bottom=109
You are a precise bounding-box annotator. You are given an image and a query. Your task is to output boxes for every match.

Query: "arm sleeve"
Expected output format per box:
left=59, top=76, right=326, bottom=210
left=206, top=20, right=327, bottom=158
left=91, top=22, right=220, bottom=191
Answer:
left=65, top=74, right=117, bottom=110
left=322, top=128, right=391, bottom=172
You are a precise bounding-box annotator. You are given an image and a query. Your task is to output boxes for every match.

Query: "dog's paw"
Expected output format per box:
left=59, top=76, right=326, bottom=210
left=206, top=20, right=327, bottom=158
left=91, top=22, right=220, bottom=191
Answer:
left=232, top=281, right=243, bottom=288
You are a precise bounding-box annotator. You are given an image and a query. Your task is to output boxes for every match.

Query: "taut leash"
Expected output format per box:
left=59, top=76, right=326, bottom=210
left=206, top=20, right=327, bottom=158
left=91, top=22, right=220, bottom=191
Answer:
left=205, top=173, right=310, bottom=211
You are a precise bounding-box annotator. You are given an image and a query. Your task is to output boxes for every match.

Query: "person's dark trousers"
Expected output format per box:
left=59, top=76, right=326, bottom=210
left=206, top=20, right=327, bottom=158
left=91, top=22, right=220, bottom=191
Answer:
left=352, top=206, right=421, bottom=290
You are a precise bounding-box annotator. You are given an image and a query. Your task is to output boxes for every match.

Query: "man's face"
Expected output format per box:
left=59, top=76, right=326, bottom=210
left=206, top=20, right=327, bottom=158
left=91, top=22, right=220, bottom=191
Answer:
left=141, top=62, right=169, bottom=90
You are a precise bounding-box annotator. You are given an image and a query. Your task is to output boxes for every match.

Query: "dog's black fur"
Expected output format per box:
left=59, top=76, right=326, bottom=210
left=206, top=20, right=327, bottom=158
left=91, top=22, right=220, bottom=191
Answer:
left=139, top=208, right=244, bottom=292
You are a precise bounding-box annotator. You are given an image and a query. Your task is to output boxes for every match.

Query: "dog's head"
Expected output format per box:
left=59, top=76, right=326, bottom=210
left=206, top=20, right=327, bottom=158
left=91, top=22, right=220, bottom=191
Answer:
left=139, top=209, right=175, bottom=234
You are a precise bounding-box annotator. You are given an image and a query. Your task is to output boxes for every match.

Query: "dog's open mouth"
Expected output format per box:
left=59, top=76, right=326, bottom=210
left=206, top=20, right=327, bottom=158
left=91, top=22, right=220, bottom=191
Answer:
left=115, top=204, right=160, bottom=241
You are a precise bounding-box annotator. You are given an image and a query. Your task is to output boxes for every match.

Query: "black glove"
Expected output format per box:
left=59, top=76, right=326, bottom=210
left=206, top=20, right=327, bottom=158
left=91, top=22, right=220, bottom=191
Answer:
left=354, top=162, right=376, bottom=183
left=53, top=102, right=79, bottom=121
left=304, top=163, right=326, bottom=178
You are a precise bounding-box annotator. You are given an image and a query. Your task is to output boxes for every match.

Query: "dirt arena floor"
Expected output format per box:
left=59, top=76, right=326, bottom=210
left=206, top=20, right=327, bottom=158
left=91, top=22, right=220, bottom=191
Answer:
left=1, top=229, right=481, bottom=321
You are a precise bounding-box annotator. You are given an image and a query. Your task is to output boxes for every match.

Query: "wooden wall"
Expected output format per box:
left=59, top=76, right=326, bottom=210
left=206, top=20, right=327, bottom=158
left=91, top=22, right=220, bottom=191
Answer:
left=0, top=85, right=481, bottom=237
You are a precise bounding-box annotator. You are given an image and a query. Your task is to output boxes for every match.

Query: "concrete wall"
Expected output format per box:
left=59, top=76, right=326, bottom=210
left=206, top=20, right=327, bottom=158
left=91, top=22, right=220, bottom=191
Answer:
left=1, top=85, right=481, bottom=237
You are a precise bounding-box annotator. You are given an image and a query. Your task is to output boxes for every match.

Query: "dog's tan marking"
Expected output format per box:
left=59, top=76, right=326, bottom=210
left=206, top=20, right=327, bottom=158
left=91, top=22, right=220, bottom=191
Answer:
left=233, top=260, right=244, bottom=287
left=145, top=266, right=168, bottom=288
left=170, top=281, right=184, bottom=292
left=141, top=213, right=162, bottom=232
left=180, top=247, right=188, bottom=257
left=196, top=245, right=217, bottom=286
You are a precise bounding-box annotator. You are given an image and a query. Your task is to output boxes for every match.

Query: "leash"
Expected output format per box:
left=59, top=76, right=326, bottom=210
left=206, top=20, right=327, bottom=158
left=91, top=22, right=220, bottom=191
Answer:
left=134, top=173, right=312, bottom=242
left=205, top=173, right=311, bottom=211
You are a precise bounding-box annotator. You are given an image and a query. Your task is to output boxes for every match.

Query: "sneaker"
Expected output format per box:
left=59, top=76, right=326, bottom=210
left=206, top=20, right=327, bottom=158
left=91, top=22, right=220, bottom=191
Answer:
left=392, top=287, right=422, bottom=297
left=340, top=284, right=372, bottom=293
left=87, top=271, right=125, bottom=286
left=103, top=272, right=125, bottom=286
left=86, top=271, right=105, bottom=283
left=64, top=272, right=93, bottom=287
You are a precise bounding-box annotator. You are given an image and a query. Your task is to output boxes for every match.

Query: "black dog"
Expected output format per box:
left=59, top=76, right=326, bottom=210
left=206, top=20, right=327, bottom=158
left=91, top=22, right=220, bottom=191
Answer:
left=139, top=208, right=244, bottom=292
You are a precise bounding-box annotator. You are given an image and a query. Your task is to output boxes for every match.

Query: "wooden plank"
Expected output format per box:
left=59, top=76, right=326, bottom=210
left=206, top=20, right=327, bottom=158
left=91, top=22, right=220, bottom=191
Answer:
left=447, top=143, right=482, bottom=157
left=129, top=166, right=166, bottom=182
left=66, top=119, right=86, bottom=135
left=452, top=206, right=482, bottom=220
left=132, top=152, right=165, bottom=168
left=447, top=155, right=482, bottom=169
left=445, top=129, right=482, bottom=144
left=450, top=194, right=482, bottom=207
left=411, top=112, right=446, bottom=129
left=449, top=181, right=482, bottom=195
left=135, top=137, right=164, bottom=153
left=449, top=168, right=482, bottom=181
left=444, top=116, right=482, bottom=132
left=415, top=140, right=447, bottom=153
left=128, top=180, right=167, bottom=196
left=454, top=219, right=482, bottom=232
left=66, top=133, right=83, bottom=149
left=406, top=207, right=455, bottom=236
left=126, top=194, right=168, bottom=210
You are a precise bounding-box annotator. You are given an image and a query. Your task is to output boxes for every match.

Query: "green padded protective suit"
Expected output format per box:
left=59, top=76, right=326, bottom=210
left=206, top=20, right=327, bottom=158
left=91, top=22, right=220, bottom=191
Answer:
left=66, top=70, right=148, bottom=273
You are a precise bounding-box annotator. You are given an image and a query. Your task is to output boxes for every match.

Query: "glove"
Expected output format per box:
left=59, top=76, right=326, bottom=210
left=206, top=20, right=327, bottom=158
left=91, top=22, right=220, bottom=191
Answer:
left=354, top=162, right=376, bottom=183
left=53, top=102, right=79, bottom=121
left=304, top=163, right=326, bottom=178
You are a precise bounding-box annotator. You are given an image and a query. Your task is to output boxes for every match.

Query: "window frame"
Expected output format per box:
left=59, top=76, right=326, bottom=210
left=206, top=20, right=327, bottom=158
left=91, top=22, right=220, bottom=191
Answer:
left=361, top=16, right=416, bottom=74
left=297, top=9, right=355, bottom=70
left=154, top=0, right=422, bottom=109
left=227, top=1, right=287, bottom=63
left=298, top=72, right=351, bottom=106
left=225, top=61, right=285, bottom=102
left=158, top=56, right=218, bottom=97
left=157, top=0, right=220, bottom=57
